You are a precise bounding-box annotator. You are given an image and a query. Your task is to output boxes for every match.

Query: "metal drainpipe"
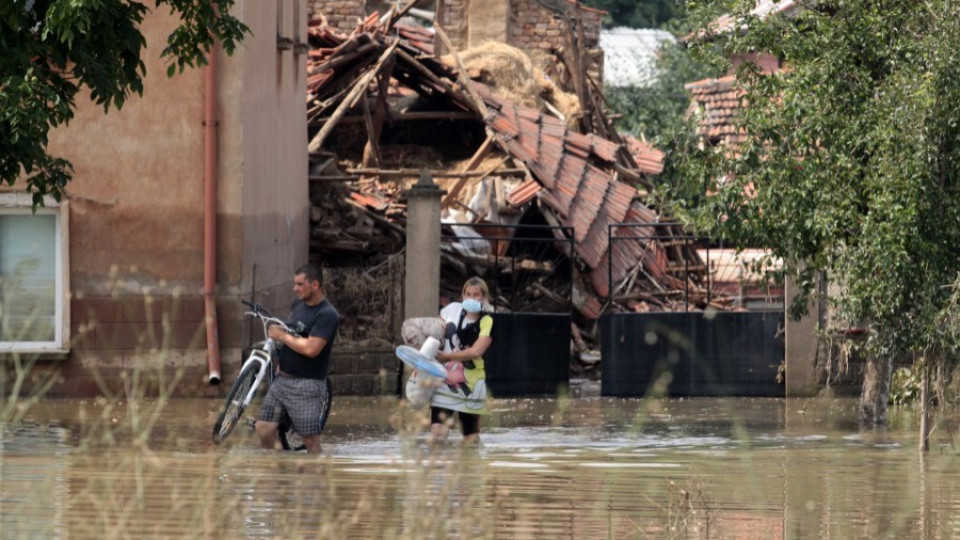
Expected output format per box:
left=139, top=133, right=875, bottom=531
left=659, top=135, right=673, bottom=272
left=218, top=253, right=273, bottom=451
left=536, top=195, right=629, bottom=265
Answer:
left=204, top=44, right=221, bottom=385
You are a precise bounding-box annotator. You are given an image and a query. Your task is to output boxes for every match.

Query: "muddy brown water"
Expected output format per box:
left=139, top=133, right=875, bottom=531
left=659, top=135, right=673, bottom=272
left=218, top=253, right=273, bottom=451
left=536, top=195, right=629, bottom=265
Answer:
left=1, top=396, right=959, bottom=539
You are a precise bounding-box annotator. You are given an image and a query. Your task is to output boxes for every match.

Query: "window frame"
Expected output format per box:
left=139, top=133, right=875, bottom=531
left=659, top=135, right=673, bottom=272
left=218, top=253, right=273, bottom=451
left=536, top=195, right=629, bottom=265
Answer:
left=0, top=193, right=70, bottom=356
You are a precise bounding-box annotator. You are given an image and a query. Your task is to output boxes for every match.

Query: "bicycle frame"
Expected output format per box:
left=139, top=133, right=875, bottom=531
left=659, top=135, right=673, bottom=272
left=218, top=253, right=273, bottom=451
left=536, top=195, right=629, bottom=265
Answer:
left=238, top=304, right=290, bottom=409
left=236, top=346, right=273, bottom=409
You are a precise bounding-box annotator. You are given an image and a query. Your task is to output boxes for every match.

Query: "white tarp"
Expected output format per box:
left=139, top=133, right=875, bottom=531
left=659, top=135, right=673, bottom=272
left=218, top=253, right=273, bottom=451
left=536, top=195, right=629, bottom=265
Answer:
left=599, top=27, right=675, bottom=88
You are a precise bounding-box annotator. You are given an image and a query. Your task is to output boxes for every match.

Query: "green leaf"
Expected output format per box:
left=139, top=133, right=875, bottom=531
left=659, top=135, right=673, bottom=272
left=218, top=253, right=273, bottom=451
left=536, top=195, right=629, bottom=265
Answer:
left=0, top=0, right=248, bottom=210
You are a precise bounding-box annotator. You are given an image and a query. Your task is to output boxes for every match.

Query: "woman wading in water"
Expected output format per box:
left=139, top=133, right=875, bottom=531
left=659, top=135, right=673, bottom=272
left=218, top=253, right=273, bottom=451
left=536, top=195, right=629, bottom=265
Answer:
left=431, top=277, right=493, bottom=443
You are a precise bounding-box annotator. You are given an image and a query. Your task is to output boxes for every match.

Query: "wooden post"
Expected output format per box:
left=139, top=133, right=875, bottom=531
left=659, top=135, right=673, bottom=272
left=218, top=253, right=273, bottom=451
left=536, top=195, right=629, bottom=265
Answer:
left=361, top=97, right=381, bottom=167
left=434, top=24, right=489, bottom=119
left=434, top=0, right=445, bottom=59
left=920, top=358, right=930, bottom=452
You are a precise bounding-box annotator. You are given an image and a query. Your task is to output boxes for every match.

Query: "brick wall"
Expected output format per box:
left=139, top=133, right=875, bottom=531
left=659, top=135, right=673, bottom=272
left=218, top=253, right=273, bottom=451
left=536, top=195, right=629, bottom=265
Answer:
left=309, top=0, right=367, bottom=32
left=4, top=296, right=245, bottom=398
left=509, top=0, right=602, bottom=53
left=306, top=0, right=603, bottom=56
left=438, top=0, right=470, bottom=51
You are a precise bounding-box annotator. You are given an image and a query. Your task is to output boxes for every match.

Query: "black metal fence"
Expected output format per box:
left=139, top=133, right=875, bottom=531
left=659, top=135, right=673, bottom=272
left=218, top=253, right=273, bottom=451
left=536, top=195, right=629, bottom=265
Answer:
left=601, top=311, right=785, bottom=397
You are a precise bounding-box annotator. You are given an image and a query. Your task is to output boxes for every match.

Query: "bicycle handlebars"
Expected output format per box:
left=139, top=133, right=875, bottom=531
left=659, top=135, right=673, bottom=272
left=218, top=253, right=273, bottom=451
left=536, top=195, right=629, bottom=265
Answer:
left=241, top=299, right=273, bottom=317
left=242, top=300, right=292, bottom=335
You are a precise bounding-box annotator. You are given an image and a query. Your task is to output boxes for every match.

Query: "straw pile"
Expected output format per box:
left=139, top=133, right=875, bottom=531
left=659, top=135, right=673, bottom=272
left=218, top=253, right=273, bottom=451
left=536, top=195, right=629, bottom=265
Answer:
left=445, top=41, right=580, bottom=125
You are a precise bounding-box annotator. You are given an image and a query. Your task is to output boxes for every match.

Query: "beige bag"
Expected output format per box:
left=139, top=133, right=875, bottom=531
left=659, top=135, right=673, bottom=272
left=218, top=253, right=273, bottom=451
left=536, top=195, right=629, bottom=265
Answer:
left=400, top=319, right=446, bottom=410
left=405, top=368, right=441, bottom=410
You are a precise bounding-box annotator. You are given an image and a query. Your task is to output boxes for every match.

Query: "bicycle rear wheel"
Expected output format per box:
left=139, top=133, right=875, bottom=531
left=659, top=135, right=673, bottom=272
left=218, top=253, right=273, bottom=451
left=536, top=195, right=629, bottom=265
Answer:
left=279, top=378, right=333, bottom=451
left=212, top=363, right=259, bottom=444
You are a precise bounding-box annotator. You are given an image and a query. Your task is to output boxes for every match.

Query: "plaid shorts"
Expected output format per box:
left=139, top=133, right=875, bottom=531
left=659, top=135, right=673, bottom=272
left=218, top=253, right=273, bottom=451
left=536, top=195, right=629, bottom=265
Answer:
left=258, top=377, right=328, bottom=436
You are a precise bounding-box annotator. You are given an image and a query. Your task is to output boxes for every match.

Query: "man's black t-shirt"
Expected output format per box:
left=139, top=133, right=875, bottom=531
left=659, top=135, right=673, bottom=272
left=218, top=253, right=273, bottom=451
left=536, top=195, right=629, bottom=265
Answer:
left=278, top=298, right=338, bottom=379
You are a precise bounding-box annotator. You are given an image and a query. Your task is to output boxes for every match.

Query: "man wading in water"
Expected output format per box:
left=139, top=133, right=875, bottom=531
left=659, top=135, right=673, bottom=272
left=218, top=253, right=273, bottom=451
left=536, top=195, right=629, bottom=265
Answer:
left=255, top=264, right=338, bottom=453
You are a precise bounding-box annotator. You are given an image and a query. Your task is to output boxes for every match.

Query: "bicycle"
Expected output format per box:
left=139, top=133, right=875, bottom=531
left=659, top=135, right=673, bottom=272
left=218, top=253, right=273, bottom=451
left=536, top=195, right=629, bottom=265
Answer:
left=211, top=300, right=333, bottom=450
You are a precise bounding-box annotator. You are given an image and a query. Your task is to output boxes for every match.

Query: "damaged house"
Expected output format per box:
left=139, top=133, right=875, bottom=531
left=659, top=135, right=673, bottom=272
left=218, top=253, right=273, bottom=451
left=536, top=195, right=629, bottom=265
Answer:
left=302, top=3, right=713, bottom=353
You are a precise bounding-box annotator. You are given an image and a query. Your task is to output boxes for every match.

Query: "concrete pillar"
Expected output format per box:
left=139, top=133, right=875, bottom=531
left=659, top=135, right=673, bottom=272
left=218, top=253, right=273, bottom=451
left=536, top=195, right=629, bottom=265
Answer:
left=403, top=172, right=445, bottom=320
left=784, top=273, right=819, bottom=397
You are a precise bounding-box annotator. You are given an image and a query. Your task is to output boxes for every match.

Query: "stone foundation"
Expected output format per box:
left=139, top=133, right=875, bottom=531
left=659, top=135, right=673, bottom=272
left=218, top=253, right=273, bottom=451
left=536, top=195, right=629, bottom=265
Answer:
left=4, top=346, right=398, bottom=399
left=328, top=346, right=399, bottom=396
left=2, top=294, right=398, bottom=399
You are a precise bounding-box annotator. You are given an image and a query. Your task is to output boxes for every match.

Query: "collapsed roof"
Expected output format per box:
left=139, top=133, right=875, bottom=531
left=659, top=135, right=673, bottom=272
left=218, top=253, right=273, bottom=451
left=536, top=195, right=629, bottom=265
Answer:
left=305, top=11, right=710, bottom=317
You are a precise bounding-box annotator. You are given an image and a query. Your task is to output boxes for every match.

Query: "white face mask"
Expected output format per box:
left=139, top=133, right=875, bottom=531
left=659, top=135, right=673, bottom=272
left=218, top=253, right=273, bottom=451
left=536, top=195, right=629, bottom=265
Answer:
left=462, top=298, right=483, bottom=314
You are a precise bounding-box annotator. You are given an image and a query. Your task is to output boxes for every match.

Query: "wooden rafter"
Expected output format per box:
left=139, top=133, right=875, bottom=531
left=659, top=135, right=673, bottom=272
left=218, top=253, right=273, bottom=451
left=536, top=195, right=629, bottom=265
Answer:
left=308, top=41, right=399, bottom=153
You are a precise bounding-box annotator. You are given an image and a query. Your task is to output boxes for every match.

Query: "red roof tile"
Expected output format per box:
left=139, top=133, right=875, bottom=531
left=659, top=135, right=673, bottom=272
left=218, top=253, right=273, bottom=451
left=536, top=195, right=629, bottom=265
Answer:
left=478, top=84, right=643, bottom=278
left=396, top=24, right=435, bottom=55
left=684, top=76, right=747, bottom=146
left=507, top=177, right=542, bottom=207
left=623, top=135, right=665, bottom=175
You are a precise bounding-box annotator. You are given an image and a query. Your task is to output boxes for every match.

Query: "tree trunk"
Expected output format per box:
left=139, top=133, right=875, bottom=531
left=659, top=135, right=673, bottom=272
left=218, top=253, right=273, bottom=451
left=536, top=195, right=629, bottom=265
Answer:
left=919, top=360, right=930, bottom=452
left=859, top=355, right=893, bottom=426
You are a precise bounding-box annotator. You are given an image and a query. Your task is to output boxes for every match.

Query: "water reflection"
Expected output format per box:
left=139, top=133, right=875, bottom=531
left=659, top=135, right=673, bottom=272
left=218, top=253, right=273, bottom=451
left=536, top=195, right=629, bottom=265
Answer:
left=0, top=397, right=958, bottom=538
left=0, top=423, right=71, bottom=539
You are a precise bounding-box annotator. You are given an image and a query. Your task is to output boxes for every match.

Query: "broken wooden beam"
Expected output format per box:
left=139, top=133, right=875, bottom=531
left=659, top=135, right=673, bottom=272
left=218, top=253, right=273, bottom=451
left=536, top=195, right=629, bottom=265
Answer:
left=395, top=48, right=448, bottom=88
left=346, top=167, right=526, bottom=178
left=442, top=134, right=494, bottom=207
left=445, top=155, right=511, bottom=207
left=309, top=238, right=370, bottom=251
left=309, top=175, right=360, bottom=182
left=529, top=282, right=569, bottom=306
left=308, top=41, right=399, bottom=153
left=309, top=42, right=379, bottom=74
left=434, top=24, right=489, bottom=119
left=310, top=110, right=478, bottom=126
left=361, top=94, right=382, bottom=167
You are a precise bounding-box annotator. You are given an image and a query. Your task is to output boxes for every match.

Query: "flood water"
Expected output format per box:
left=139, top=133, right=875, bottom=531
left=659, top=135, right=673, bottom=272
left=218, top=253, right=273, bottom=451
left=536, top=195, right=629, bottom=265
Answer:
left=2, top=394, right=959, bottom=539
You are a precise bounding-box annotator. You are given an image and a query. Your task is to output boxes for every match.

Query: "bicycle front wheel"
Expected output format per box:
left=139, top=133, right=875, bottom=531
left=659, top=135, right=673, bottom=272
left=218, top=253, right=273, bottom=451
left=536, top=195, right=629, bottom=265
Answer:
left=212, top=363, right=259, bottom=444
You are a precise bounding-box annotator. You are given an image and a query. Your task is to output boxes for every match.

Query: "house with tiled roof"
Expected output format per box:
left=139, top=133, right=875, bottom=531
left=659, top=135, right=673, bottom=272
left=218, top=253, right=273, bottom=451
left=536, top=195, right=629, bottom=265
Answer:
left=681, top=0, right=801, bottom=307
left=684, top=0, right=802, bottom=148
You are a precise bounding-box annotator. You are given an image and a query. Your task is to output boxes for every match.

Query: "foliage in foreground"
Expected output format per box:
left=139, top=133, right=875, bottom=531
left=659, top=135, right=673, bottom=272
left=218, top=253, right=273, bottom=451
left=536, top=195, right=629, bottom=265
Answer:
left=0, top=1, right=249, bottom=207
left=661, top=0, right=960, bottom=423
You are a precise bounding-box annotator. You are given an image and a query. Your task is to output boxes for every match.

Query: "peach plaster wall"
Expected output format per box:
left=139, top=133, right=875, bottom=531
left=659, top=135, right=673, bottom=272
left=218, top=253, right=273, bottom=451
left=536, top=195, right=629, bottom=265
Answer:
left=17, top=2, right=308, bottom=398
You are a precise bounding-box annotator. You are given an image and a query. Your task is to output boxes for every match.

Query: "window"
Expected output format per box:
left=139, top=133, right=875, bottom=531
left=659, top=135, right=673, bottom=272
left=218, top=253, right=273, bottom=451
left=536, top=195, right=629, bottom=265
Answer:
left=0, top=194, right=68, bottom=353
